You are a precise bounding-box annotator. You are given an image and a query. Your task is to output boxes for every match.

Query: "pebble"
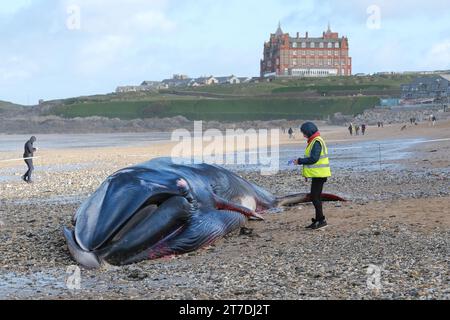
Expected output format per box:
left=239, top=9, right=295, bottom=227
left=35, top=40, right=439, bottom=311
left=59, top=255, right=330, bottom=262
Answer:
left=0, top=156, right=448, bottom=300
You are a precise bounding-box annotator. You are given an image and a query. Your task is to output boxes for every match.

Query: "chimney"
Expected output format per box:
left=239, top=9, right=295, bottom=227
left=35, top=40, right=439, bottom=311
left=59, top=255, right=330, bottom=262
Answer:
left=306, top=31, right=309, bottom=38
left=297, top=32, right=299, bottom=38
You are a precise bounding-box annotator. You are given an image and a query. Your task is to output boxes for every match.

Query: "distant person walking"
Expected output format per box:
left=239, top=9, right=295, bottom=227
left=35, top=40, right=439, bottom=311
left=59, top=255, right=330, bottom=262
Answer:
left=22, top=136, right=38, bottom=183
left=355, top=125, right=360, bottom=136
left=362, top=124, right=367, bottom=136
left=432, top=115, right=437, bottom=127
left=348, top=123, right=353, bottom=136
left=292, top=122, right=331, bottom=230
left=288, top=127, right=294, bottom=139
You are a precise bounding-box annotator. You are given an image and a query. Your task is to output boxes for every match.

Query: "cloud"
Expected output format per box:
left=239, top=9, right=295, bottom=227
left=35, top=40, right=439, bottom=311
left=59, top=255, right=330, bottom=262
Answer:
left=1, top=0, right=450, bottom=104
left=423, top=40, right=450, bottom=70
left=77, top=35, right=133, bottom=74
left=0, top=0, right=32, bottom=15
left=0, top=56, right=39, bottom=81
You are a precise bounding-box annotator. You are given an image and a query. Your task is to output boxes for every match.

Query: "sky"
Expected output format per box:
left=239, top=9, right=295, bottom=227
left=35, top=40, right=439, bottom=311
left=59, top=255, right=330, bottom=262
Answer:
left=1, top=0, right=450, bottom=105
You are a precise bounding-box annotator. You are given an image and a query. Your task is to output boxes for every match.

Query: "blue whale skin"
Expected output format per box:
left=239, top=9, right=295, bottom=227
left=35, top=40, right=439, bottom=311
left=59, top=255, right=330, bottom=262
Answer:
left=64, top=157, right=345, bottom=268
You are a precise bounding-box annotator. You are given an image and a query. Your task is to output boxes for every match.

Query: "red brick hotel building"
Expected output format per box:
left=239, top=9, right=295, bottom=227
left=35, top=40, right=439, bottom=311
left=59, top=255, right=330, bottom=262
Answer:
left=261, top=23, right=352, bottom=77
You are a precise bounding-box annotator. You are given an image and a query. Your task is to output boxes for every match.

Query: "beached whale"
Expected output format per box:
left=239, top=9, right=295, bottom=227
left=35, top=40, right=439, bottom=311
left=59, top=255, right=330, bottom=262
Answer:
left=64, top=157, right=345, bottom=268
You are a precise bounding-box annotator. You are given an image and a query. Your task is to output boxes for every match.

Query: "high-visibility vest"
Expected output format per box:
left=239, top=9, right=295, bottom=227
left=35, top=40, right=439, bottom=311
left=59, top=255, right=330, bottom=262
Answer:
left=302, top=136, right=331, bottom=178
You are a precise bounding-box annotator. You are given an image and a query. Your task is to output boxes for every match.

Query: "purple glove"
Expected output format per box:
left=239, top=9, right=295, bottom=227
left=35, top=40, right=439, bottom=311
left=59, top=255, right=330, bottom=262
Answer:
left=288, top=159, right=296, bottom=166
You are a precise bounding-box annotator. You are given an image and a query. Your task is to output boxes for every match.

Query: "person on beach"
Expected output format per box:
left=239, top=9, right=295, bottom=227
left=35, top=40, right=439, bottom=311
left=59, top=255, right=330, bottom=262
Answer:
left=355, top=125, right=360, bottom=136
left=22, top=136, right=37, bottom=183
left=348, top=123, right=353, bottom=136
left=288, top=127, right=294, bottom=139
left=292, top=122, right=331, bottom=230
left=362, top=124, right=366, bottom=136
left=432, top=115, right=437, bottom=127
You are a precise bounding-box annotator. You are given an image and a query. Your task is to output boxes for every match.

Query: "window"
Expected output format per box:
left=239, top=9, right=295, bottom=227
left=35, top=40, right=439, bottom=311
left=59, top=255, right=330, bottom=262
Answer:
left=301, top=42, right=306, bottom=48
left=328, top=42, right=333, bottom=48
left=293, top=59, right=297, bottom=66
left=319, top=42, right=324, bottom=48
left=310, top=42, right=315, bottom=48
left=328, top=59, right=332, bottom=66
left=335, top=42, right=340, bottom=49
left=292, top=42, right=297, bottom=48
left=328, top=50, right=332, bottom=56
left=334, top=51, right=339, bottom=56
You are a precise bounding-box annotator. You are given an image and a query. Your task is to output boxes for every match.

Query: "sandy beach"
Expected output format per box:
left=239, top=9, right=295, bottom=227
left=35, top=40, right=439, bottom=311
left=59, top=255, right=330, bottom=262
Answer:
left=0, top=120, right=449, bottom=300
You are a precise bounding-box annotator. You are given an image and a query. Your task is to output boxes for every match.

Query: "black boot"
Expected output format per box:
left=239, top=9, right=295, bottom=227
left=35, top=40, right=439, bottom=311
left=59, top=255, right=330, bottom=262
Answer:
left=305, top=219, right=317, bottom=229
left=311, top=219, right=328, bottom=230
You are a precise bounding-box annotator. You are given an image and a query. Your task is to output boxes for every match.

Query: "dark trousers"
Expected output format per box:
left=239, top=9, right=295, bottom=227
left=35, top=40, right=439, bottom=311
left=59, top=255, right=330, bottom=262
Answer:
left=24, top=159, right=34, bottom=181
left=311, top=178, right=327, bottom=221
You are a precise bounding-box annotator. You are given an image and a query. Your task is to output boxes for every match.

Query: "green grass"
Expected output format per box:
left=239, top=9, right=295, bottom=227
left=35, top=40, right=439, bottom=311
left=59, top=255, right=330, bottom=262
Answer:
left=272, top=84, right=393, bottom=94
left=180, top=74, right=419, bottom=96
left=50, top=96, right=378, bottom=121
left=46, top=74, right=423, bottom=121
left=0, top=100, right=24, bottom=112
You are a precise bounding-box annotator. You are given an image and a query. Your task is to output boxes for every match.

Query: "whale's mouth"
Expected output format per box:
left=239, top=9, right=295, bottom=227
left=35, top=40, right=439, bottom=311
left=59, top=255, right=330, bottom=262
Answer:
left=108, top=193, right=175, bottom=244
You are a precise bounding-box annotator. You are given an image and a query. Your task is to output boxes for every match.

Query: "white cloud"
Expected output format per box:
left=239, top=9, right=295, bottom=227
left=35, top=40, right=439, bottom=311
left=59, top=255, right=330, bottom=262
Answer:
left=1, top=0, right=450, bottom=104
left=423, top=40, right=450, bottom=70
left=62, top=0, right=174, bottom=34
left=0, top=56, right=39, bottom=81
left=0, top=0, right=32, bottom=15
left=77, top=35, right=133, bottom=74
left=131, top=11, right=176, bottom=31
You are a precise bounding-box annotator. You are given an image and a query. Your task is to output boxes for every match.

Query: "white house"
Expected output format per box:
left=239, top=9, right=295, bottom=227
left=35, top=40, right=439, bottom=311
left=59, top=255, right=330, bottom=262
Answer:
left=195, top=76, right=219, bottom=86
left=216, top=75, right=241, bottom=85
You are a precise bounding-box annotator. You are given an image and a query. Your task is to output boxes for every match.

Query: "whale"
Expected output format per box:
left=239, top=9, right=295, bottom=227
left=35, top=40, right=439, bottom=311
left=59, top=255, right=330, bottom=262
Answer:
left=64, top=157, right=345, bottom=268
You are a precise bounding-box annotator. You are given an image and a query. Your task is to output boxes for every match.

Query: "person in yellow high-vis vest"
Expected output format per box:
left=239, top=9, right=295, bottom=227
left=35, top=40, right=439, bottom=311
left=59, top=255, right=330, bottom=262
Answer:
left=293, top=122, right=331, bottom=230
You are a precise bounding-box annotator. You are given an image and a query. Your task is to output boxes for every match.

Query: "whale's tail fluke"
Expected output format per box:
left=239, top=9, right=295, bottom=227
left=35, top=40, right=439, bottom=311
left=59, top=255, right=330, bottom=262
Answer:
left=276, top=193, right=347, bottom=207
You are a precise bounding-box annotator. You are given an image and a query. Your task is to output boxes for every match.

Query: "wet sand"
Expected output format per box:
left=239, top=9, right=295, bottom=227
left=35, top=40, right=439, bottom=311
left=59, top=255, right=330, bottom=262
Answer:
left=0, top=120, right=449, bottom=300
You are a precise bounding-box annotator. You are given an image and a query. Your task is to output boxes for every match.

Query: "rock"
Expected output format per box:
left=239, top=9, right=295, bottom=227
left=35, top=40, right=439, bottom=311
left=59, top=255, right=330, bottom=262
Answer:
left=239, top=227, right=254, bottom=236
left=127, top=270, right=148, bottom=281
